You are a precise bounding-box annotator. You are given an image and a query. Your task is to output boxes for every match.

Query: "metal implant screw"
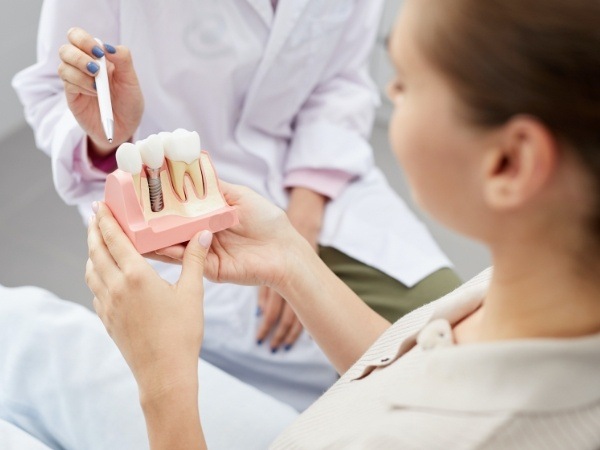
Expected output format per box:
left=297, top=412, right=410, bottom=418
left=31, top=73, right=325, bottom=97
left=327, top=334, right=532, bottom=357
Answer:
left=146, top=168, right=164, bottom=212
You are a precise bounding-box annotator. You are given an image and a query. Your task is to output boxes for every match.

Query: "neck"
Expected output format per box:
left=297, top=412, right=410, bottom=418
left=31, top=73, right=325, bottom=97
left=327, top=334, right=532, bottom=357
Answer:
left=469, top=238, right=600, bottom=342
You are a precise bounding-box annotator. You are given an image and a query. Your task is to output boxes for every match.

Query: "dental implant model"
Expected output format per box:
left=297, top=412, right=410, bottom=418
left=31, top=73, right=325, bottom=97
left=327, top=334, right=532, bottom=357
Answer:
left=104, top=129, right=238, bottom=254
left=138, top=134, right=165, bottom=212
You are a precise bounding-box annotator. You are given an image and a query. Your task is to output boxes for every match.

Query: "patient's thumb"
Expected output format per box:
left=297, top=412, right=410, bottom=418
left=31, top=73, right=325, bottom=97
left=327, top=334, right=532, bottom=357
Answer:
left=179, top=230, right=213, bottom=295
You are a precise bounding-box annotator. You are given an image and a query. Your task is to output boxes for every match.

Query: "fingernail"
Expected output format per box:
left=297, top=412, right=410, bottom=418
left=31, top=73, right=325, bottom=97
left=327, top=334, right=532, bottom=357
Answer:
left=271, top=348, right=278, bottom=354
left=284, top=344, right=293, bottom=352
left=257, top=339, right=263, bottom=345
left=92, top=46, right=105, bottom=58
left=198, top=230, right=213, bottom=249
left=92, top=201, right=99, bottom=213
left=256, top=306, right=262, bottom=317
left=87, top=62, right=99, bottom=74
left=104, top=43, right=116, bottom=54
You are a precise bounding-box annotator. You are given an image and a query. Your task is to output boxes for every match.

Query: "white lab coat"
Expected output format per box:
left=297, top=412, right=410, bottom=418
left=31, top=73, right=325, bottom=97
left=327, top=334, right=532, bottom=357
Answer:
left=13, top=0, right=451, bottom=410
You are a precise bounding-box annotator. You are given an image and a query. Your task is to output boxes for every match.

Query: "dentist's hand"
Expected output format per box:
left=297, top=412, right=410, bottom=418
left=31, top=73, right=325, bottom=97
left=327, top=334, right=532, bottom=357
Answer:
left=58, top=27, right=144, bottom=157
left=86, top=203, right=210, bottom=396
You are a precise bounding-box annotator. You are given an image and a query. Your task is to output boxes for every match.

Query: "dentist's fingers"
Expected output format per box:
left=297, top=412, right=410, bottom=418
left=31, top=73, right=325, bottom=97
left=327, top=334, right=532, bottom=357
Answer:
left=58, top=63, right=97, bottom=96
left=102, top=44, right=137, bottom=77
left=67, top=27, right=105, bottom=60
left=256, top=288, right=283, bottom=345
left=63, top=78, right=97, bottom=98
left=59, top=43, right=102, bottom=78
left=269, top=303, right=302, bottom=351
left=283, top=321, right=304, bottom=351
left=258, top=286, right=269, bottom=312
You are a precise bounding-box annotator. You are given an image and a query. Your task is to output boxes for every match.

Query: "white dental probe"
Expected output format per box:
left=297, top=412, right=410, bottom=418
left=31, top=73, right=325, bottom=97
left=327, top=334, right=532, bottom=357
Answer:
left=94, top=37, right=114, bottom=143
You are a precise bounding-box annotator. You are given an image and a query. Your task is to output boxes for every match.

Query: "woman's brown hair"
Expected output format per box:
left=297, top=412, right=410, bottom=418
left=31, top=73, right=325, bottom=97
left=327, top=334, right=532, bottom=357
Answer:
left=418, top=0, right=600, bottom=235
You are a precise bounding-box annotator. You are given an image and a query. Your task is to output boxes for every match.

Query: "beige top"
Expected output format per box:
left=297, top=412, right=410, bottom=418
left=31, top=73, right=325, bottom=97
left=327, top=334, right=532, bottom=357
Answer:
left=271, top=268, right=600, bottom=449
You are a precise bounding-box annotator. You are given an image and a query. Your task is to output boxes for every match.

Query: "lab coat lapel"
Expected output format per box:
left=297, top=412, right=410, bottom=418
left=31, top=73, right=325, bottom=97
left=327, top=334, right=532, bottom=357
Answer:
left=243, top=0, right=274, bottom=27
left=261, top=0, right=311, bottom=69
left=242, top=0, right=311, bottom=114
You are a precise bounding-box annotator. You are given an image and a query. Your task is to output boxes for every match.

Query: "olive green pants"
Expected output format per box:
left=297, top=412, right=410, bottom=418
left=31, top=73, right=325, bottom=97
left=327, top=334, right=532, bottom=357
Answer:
left=319, top=246, right=462, bottom=323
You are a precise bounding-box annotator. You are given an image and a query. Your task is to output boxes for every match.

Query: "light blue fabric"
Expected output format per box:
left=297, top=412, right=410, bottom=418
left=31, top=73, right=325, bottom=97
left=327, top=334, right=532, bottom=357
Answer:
left=0, top=285, right=298, bottom=450
left=0, top=419, right=52, bottom=450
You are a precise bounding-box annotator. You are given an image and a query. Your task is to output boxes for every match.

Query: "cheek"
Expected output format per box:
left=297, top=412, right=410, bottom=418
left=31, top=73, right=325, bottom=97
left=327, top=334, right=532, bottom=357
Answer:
left=388, top=105, right=434, bottom=191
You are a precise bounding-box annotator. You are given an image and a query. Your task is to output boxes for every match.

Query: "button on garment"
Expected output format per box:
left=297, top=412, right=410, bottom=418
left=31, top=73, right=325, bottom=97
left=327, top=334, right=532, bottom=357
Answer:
left=416, top=318, right=454, bottom=350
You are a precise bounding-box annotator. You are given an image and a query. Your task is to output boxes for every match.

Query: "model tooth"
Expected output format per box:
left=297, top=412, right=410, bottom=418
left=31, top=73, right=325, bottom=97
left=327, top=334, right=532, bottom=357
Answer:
left=115, top=142, right=142, bottom=174
left=158, top=131, right=172, bottom=147
left=115, top=142, right=143, bottom=200
left=164, top=160, right=184, bottom=200
left=138, top=134, right=165, bottom=170
left=164, top=129, right=203, bottom=200
left=186, top=161, right=205, bottom=197
left=164, top=128, right=201, bottom=164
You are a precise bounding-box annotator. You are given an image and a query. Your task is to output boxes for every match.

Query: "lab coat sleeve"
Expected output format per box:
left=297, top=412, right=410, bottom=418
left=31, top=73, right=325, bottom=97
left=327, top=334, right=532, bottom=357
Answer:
left=284, top=0, right=384, bottom=200
left=12, top=0, right=120, bottom=206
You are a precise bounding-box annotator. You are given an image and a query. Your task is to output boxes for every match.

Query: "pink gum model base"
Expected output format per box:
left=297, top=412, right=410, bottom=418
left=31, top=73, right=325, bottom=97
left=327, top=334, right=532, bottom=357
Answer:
left=104, top=155, right=238, bottom=254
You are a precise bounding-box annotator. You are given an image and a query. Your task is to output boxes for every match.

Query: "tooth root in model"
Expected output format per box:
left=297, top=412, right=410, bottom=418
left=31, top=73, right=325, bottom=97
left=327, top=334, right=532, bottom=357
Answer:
left=115, top=142, right=143, bottom=201
left=163, top=128, right=204, bottom=201
left=138, top=134, right=165, bottom=212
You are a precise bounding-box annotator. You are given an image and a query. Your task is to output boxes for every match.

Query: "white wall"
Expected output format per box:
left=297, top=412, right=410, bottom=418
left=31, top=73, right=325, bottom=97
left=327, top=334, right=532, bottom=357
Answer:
left=0, top=0, right=43, bottom=140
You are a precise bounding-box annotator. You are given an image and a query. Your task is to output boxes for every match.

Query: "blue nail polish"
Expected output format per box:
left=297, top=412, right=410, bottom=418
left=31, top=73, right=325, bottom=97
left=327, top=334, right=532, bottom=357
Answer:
left=104, top=43, right=116, bottom=54
left=257, top=339, right=263, bottom=345
left=284, top=344, right=292, bottom=352
left=87, top=62, right=99, bottom=74
left=271, top=348, right=278, bottom=354
left=92, top=46, right=105, bottom=58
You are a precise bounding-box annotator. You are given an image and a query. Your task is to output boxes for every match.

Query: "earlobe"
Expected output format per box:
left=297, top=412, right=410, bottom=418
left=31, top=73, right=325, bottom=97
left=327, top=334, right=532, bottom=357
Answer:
left=482, top=117, right=557, bottom=211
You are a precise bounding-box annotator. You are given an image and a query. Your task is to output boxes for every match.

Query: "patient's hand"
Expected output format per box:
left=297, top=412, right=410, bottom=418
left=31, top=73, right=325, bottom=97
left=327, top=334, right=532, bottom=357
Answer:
left=86, top=202, right=211, bottom=396
left=153, top=181, right=307, bottom=291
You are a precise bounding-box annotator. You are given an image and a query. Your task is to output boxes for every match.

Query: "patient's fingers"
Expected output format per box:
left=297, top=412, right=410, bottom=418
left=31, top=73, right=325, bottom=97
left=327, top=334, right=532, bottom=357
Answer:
left=269, top=303, right=300, bottom=351
left=95, top=203, right=144, bottom=269
left=87, top=215, right=121, bottom=283
left=152, top=244, right=186, bottom=263
left=92, top=296, right=105, bottom=320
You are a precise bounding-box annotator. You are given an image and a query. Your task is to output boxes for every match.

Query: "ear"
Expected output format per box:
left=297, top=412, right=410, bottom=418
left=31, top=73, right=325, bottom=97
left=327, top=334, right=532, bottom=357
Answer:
left=482, top=116, right=558, bottom=211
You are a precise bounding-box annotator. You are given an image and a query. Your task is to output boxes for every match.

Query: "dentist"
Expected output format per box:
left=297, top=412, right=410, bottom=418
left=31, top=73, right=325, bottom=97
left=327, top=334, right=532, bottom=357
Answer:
left=13, top=0, right=459, bottom=410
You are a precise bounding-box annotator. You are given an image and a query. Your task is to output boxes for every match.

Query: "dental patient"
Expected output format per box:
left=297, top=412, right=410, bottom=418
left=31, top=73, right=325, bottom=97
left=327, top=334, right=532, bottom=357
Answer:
left=83, top=0, right=600, bottom=448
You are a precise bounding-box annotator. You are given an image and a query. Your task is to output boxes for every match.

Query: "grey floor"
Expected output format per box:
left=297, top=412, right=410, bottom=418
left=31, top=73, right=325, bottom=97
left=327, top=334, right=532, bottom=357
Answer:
left=0, top=123, right=490, bottom=309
